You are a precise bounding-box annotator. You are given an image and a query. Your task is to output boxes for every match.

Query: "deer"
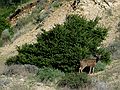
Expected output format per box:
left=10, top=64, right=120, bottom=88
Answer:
left=79, top=54, right=101, bottom=74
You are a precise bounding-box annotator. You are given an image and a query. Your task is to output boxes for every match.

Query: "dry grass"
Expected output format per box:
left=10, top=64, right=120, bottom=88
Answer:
left=92, top=60, right=120, bottom=90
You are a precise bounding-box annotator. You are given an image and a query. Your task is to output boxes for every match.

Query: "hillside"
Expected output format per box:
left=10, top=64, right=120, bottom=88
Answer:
left=0, top=0, right=120, bottom=90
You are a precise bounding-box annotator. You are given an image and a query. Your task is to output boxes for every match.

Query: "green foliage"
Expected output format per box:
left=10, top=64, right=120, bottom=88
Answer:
left=51, top=0, right=62, bottom=8
left=6, top=14, right=110, bottom=72
left=97, top=48, right=111, bottom=64
left=0, top=17, right=11, bottom=36
left=36, top=67, right=65, bottom=83
left=0, top=0, right=30, bottom=6
left=57, top=72, right=90, bottom=89
left=94, top=61, right=106, bottom=72
left=0, top=6, right=16, bottom=18
left=1, top=29, right=11, bottom=46
left=0, top=38, right=3, bottom=47
left=6, top=56, right=18, bottom=65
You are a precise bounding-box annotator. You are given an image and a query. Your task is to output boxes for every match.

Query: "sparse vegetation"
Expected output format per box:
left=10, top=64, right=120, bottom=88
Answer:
left=107, top=36, right=120, bottom=60
left=0, top=0, right=53, bottom=46
left=0, top=0, right=32, bottom=46
left=1, top=29, right=11, bottom=46
left=51, top=0, right=62, bottom=8
left=0, top=17, right=12, bottom=46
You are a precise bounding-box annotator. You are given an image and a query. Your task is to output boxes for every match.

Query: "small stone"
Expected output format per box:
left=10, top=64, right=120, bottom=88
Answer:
left=20, top=78, right=25, bottom=82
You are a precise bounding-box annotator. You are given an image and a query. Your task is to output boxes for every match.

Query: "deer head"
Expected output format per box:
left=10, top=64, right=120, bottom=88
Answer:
left=93, top=54, right=101, bottom=62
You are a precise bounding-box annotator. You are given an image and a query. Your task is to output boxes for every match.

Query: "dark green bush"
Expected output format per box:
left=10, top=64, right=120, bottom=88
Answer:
left=6, top=56, right=18, bottom=65
left=36, top=67, right=65, bottom=83
left=6, top=14, right=110, bottom=72
left=57, top=72, right=90, bottom=89
left=97, top=48, right=111, bottom=64
left=94, top=61, right=106, bottom=72
left=0, top=17, right=11, bottom=36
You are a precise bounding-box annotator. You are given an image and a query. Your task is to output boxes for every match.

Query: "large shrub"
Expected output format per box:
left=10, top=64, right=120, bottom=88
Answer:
left=6, top=14, right=110, bottom=72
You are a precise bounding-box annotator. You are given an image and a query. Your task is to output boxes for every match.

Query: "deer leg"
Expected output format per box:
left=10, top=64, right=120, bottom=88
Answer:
left=79, top=67, right=83, bottom=73
left=79, top=67, right=82, bottom=73
left=93, top=67, right=95, bottom=74
left=89, top=66, right=92, bottom=74
left=79, top=66, right=86, bottom=73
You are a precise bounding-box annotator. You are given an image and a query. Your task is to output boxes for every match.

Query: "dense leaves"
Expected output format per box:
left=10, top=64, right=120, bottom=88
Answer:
left=6, top=14, right=110, bottom=72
